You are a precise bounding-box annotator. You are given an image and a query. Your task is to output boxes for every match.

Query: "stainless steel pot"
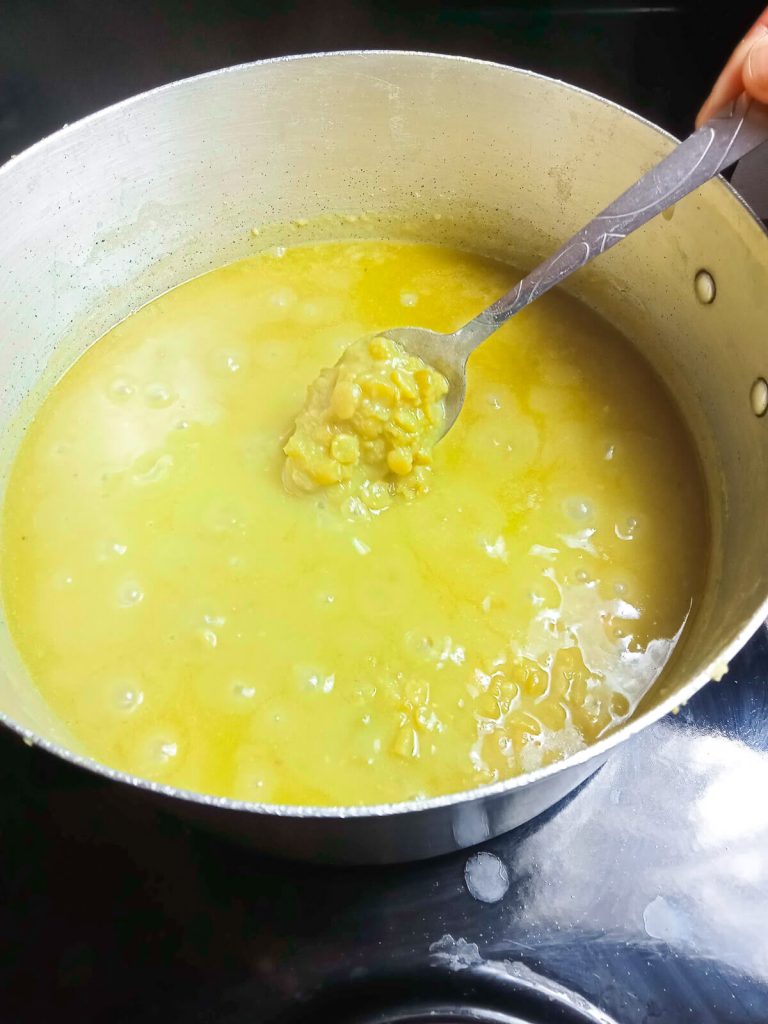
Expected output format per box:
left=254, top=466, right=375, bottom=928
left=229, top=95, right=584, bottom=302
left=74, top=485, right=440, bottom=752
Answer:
left=1, top=52, right=766, bottom=864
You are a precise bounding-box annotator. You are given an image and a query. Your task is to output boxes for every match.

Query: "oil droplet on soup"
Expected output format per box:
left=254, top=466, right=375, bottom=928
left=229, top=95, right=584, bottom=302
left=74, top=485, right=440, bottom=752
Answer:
left=0, top=240, right=708, bottom=805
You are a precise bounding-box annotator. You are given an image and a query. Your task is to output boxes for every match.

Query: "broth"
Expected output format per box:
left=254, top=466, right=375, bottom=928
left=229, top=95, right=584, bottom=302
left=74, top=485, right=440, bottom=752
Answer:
left=0, top=240, right=708, bottom=805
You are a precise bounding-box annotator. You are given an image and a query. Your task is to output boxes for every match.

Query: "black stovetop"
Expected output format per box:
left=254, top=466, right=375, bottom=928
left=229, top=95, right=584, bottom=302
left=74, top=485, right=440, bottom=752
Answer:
left=1, top=3, right=767, bottom=1022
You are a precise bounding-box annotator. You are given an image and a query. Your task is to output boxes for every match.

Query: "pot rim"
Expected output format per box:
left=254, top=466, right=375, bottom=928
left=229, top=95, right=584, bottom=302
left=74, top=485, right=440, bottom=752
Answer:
left=2, top=49, right=767, bottom=821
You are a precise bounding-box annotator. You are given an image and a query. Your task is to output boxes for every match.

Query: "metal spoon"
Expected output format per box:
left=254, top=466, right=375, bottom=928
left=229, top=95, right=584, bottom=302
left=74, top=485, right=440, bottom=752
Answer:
left=381, top=94, right=768, bottom=438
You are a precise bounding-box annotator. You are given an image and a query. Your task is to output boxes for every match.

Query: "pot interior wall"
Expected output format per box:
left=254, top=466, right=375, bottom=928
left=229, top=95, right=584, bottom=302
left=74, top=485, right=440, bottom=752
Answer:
left=0, top=53, right=765, bottom=748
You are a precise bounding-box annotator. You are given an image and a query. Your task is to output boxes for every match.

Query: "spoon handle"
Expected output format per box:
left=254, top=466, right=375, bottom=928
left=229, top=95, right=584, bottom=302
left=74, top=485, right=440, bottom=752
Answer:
left=459, top=94, right=768, bottom=348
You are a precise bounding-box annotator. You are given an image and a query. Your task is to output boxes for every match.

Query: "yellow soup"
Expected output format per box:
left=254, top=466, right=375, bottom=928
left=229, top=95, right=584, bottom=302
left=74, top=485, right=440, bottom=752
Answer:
left=0, top=240, right=708, bottom=805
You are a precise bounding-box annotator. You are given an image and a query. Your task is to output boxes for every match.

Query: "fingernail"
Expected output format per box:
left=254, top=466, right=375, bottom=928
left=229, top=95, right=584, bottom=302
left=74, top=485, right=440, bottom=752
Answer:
left=747, top=31, right=768, bottom=84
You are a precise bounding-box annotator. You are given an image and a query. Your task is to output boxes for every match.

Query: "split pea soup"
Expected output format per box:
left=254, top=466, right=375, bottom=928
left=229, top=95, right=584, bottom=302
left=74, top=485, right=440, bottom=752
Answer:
left=0, top=239, right=708, bottom=806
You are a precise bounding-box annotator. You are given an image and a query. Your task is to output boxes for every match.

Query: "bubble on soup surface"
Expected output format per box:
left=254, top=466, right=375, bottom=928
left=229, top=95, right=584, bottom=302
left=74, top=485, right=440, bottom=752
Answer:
left=99, top=539, right=128, bottom=561
left=135, top=732, right=181, bottom=777
left=157, top=740, right=178, bottom=762
left=108, top=378, right=135, bottom=402
left=615, top=516, right=640, bottom=541
left=200, top=629, right=218, bottom=648
left=144, top=383, right=176, bottom=408
left=117, top=582, right=144, bottom=607
left=112, top=683, right=144, bottom=713
left=270, top=287, right=296, bottom=308
left=563, top=497, right=593, bottom=521
left=296, top=666, right=335, bottom=693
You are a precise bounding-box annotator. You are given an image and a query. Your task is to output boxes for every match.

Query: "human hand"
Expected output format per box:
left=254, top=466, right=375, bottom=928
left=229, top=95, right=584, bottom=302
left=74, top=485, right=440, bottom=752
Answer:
left=697, top=7, right=768, bottom=126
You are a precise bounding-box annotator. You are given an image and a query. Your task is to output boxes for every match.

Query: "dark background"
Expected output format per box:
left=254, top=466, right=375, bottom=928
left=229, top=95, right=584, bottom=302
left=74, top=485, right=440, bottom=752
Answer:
left=1, top=3, right=767, bottom=1023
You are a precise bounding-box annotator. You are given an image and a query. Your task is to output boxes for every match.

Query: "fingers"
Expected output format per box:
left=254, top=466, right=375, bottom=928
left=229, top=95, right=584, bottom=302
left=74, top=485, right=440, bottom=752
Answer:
left=696, top=8, right=768, bottom=126
left=744, top=30, right=768, bottom=102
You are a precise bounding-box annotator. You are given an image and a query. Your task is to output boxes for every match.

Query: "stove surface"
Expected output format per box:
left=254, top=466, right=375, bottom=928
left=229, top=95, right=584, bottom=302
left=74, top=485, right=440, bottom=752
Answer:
left=1, top=3, right=766, bottom=1022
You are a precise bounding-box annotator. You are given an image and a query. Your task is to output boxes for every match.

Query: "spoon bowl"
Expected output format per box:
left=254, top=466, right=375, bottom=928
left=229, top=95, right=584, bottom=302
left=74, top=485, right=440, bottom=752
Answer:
left=382, top=325, right=470, bottom=436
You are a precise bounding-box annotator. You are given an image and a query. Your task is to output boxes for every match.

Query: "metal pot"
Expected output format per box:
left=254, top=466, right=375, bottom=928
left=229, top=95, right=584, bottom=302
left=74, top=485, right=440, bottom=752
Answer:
left=1, top=52, right=766, bottom=864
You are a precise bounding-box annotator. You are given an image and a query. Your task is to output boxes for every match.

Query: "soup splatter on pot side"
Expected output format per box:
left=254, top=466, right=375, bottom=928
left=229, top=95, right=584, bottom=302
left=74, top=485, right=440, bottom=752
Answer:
left=0, top=240, right=708, bottom=805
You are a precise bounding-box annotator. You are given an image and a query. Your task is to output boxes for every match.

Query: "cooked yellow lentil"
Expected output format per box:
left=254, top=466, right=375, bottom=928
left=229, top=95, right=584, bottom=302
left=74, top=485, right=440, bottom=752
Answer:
left=0, top=239, right=708, bottom=805
left=283, top=334, right=448, bottom=513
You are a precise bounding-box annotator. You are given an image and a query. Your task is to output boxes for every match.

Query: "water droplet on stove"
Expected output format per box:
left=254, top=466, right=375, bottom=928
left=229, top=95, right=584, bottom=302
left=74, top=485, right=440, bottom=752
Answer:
left=464, top=851, right=510, bottom=904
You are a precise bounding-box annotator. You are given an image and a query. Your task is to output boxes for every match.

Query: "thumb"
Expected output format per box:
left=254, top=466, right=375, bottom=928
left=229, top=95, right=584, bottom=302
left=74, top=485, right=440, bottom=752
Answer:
left=696, top=12, right=768, bottom=126
left=744, top=31, right=768, bottom=103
